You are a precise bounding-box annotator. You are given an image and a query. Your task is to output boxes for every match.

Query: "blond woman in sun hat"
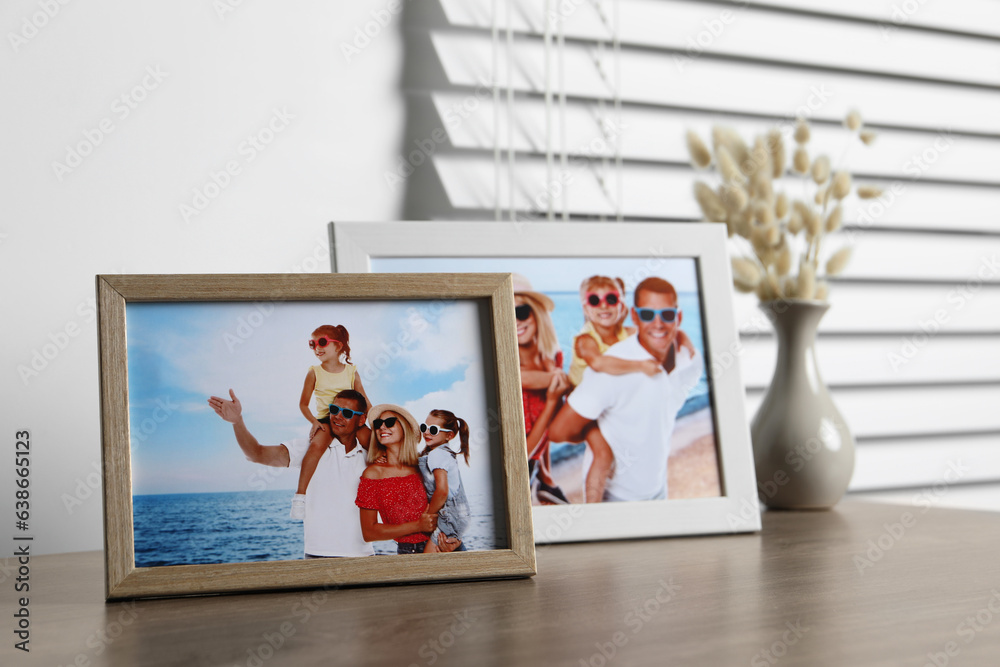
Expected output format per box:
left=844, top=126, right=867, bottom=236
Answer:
left=512, top=273, right=571, bottom=505
left=354, top=403, right=439, bottom=554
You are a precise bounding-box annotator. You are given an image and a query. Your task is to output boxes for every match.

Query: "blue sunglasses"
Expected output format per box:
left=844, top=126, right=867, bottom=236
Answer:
left=636, top=307, right=679, bottom=323
left=328, top=404, right=364, bottom=419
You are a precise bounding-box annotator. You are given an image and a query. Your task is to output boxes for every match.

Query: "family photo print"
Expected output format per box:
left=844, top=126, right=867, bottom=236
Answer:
left=97, top=273, right=534, bottom=599
left=332, top=221, right=760, bottom=543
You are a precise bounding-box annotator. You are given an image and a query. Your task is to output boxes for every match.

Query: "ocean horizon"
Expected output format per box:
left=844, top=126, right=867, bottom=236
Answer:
left=133, top=489, right=500, bottom=567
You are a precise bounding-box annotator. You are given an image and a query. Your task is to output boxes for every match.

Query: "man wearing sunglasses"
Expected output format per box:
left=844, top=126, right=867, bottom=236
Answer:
left=548, top=277, right=703, bottom=503
left=207, top=388, right=375, bottom=558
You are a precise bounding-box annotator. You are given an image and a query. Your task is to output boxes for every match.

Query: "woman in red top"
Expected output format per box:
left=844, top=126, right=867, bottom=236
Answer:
left=513, top=275, right=571, bottom=505
left=355, top=403, right=438, bottom=554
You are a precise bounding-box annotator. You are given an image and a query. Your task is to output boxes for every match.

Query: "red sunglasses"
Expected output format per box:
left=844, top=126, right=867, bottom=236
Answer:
left=308, top=337, right=338, bottom=349
left=586, top=292, right=621, bottom=307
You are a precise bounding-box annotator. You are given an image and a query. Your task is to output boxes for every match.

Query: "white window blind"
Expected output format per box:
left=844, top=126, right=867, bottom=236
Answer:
left=398, top=0, right=1000, bottom=503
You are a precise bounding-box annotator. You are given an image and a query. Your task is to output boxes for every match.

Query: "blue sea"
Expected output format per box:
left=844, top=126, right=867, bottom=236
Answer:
left=133, top=490, right=501, bottom=567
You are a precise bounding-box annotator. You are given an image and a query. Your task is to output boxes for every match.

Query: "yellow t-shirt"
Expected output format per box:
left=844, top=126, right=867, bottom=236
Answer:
left=312, top=363, right=356, bottom=418
left=568, top=322, right=631, bottom=386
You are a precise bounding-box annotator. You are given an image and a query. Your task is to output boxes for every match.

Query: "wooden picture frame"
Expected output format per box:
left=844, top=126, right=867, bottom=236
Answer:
left=332, top=222, right=762, bottom=543
left=98, top=273, right=534, bottom=600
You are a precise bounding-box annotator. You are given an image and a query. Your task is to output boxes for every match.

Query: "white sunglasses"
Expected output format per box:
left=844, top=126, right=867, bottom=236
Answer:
left=419, top=423, right=453, bottom=436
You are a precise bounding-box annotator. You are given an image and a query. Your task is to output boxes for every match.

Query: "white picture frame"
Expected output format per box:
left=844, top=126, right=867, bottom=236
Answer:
left=331, top=221, right=761, bottom=543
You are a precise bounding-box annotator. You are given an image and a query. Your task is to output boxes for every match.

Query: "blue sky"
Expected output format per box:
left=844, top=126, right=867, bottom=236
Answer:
left=127, top=300, right=496, bottom=496
left=372, top=256, right=701, bottom=294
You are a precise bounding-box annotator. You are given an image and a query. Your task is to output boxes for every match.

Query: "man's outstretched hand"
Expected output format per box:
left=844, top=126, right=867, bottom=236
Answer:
left=207, top=389, right=242, bottom=424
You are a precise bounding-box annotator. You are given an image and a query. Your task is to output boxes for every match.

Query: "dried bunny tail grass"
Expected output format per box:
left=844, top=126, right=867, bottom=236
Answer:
left=694, top=181, right=727, bottom=221
left=794, top=119, right=811, bottom=144
left=787, top=209, right=804, bottom=235
left=793, top=147, right=810, bottom=174
left=775, top=193, right=789, bottom=219
left=732, top=257, right=762, bottom=290
left=825, top=205, right=843, bottom=233
left=750, top=170, right=774, bottom=203
left=814, top=186, right=829, bottom=206
left=712, top=126, right=750, bottom=167
left=753, top=200, right=776, bottom=226
left=719, top=183, right=749, bottom=213
left=811, top=155, right=831, bottom=184
left=781, top=276, right=798, bottom=299
left=732, top=208, right=754, bottom=239
left=750, top=225, right=771, bottom=255
left=804, top=208, right=822, bottom=238
left=797, top=261, right=816, bottom=300
left=857, top=185, right=884, bottom=199
left=748, top=136, right=771, bottom=179
left=767, top=129, right=786, bottom=178
left=831, top=171, right=852, bottom=199
left=755, top=280, right=773, bottom=301
left=825, top=246, right=853, bottom=276
left=845, top=109, right=862, bottom=131
left=776, top=243, right=793, bottom=276
left=860, top=130, right=878, bottom=146
left=814, top=280, right=830, bottom=301
left=686, top=131, right=712, bottom=169
left=765, top=224, right=781, bottom=246
left=716, top=145, right=747, bottom=185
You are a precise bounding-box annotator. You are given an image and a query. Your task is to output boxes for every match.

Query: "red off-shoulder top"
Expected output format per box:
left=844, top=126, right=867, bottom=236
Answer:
left=355, top=474, right=429, bottom=543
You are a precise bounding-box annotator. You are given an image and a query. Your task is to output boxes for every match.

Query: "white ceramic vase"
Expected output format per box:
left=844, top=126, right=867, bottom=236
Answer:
left=750, top=300, right=855, bottom=509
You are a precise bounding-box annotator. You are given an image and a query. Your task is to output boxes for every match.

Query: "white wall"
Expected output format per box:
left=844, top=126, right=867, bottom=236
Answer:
left=1, top=0, right=408, bottom=555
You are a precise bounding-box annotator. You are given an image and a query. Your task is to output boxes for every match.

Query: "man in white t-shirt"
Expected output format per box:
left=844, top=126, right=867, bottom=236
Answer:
left=208, top=388, right=375, bottom=558
left=548, top=277, right=704, bottom=503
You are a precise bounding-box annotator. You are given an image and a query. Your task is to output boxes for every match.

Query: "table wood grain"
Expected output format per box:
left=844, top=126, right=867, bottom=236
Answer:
left=7, top=499, right=1000, bottom=666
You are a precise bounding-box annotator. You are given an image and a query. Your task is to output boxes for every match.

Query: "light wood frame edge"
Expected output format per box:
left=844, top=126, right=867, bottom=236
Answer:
left=97, top=273, right=534, bottom=600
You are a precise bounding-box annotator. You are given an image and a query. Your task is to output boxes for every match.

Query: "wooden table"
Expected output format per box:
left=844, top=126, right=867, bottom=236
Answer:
left=8, top=499, right=1000, bottom=666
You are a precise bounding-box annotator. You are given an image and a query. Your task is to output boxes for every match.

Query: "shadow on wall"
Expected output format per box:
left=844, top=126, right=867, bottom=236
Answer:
left=396, top=1, right=493, bottom=221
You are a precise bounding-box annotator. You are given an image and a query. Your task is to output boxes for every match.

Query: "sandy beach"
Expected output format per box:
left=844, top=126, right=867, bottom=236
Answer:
left=541, top=406, right=721, bottom=504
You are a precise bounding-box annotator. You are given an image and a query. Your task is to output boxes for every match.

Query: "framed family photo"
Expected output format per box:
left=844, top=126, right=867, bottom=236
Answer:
left=332, top=221, right=761, bottom=543
left=97, top=273, right=534, bottom=600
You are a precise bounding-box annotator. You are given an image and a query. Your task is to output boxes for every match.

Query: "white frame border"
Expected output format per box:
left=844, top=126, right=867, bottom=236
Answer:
left=331, top=221, right=761, bottom=543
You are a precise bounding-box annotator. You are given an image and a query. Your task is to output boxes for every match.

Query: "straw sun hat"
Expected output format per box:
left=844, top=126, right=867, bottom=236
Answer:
left=367, top=403, right=421, bottom=444
left=512, top=273, right=555, bottom=312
